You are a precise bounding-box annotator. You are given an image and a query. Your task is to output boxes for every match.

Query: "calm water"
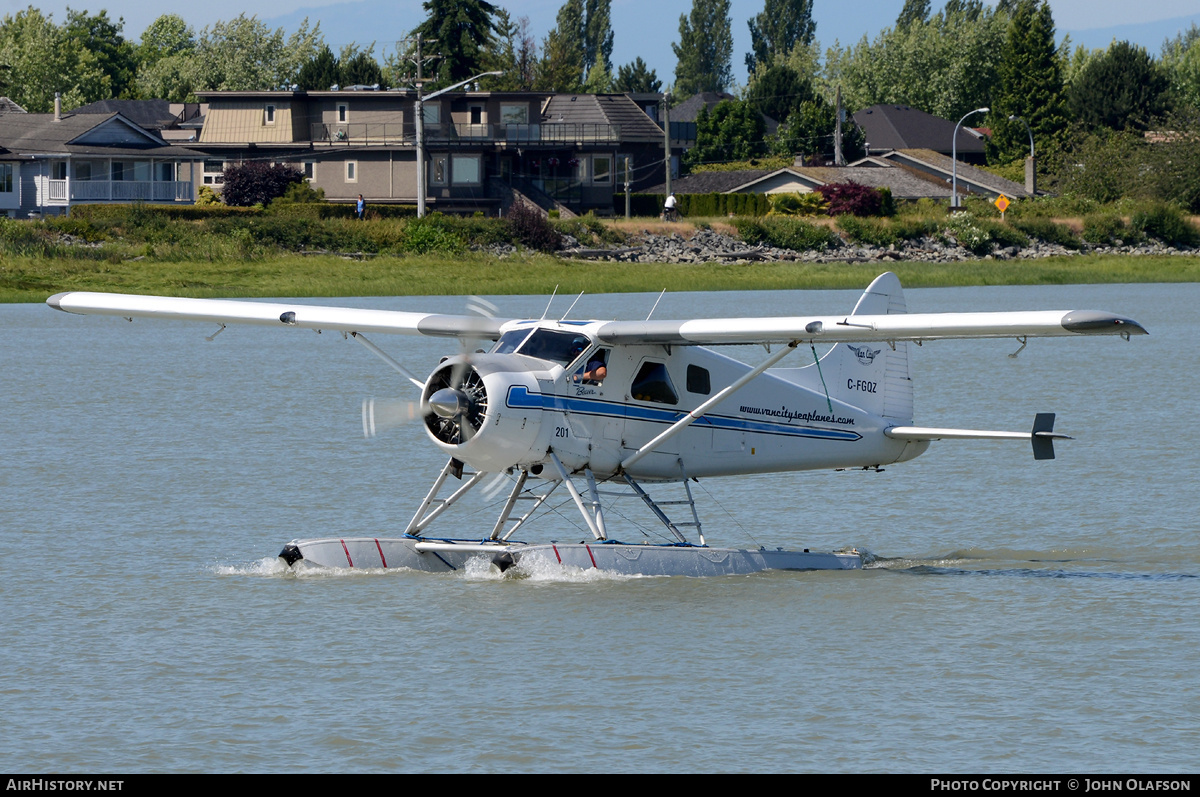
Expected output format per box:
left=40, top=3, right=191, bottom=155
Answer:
left=2, top=282, right=1197, bottom=773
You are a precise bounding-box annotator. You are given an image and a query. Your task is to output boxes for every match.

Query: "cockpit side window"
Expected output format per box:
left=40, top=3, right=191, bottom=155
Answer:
left=631, top=360, right=678, bottom=405
left=517, top=329, right=593, bottom=366
left=574, top=348, right=609, bottom=384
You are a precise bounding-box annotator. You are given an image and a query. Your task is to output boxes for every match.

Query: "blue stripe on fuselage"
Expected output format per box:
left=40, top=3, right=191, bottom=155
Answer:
left=505, top=385, right=861, bottom=442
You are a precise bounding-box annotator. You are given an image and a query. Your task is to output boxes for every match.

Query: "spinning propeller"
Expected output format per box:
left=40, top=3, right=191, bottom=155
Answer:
left=362, top=296, right=498, bottom=443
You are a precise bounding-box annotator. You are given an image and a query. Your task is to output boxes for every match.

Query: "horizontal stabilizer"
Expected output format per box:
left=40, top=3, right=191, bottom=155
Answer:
left=887, top=413, right=1071, bottom=460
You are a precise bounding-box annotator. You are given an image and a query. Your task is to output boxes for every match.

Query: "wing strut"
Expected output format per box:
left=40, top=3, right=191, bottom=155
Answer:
left=351, top=332, right=425, bottom=391
left=620, top=341, right=800, bottom=472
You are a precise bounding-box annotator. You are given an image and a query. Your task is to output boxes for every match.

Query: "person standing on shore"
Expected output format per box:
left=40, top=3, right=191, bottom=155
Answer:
left=356, top=194, right=365, bottom=220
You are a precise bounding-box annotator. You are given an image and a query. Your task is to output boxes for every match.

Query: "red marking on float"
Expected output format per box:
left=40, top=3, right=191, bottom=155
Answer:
left=340, top=539, right=354, bottom=567
left=585, top=544, right=597, bottom=569
left=374, top=538, right=387, bottom=568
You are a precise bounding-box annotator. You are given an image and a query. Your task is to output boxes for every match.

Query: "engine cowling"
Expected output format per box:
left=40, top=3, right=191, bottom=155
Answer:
left=422, top=354, right=548, bottom=473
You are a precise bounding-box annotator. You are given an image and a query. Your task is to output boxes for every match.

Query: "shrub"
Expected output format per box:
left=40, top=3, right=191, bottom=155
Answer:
left=1011, top=217, right=1081, bottom=249
left=402, top=218, right=465, bottom=254
left=814, top=181, right=884, bottom=217
left=195, top=185, right=222, bottom=207
left=506, top=202, right=561, bottom=252
left=891, top=217, right=939, bottom=241
left=1081, top=213, right=1132, bottom=245
left=769, top=192, right=826, bottom=216
left=836, top=215, right=898, bottom=247
left=221, top=162, right=305, bottom=207
left=976, top=219, right=1030, bottom=250
left=733, top=216, right=840, bottom=251
left=944, top=213, right=993, bottom=255
left=1129, top=202, right=1199, bottom=247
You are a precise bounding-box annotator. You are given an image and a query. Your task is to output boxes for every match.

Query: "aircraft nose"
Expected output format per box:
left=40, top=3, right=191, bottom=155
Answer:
left=429, top=388, right=468, bottom=419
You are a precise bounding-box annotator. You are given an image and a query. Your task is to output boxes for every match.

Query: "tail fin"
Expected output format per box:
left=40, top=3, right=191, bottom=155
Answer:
left=772, top=272, right=914, bottom=422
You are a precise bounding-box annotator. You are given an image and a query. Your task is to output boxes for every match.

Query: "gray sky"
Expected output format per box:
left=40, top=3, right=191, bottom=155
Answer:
left=5, top=0, right=1198, bottom=89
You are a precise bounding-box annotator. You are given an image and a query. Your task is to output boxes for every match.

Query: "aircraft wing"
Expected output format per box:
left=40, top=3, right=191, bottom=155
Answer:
left=46, top=292, right=508, bottom=339
left=595, top=310, right=1147, bottom=346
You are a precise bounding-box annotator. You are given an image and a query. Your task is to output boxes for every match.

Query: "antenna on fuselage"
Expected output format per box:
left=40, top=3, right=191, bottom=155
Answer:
left=646, top=289, right=667, bottom=320
left=540, top=285, right=559, bottom=320
left=560, top=291, right=584, bottom=321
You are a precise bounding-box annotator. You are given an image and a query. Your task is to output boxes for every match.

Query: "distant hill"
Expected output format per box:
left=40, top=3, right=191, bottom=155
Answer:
left=1063, top=13, right=1200, bottom=53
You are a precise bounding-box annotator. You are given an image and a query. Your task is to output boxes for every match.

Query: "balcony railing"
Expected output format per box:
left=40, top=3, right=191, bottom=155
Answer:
left=47, top=179, right=194, bottom=203
left=309, top=122, right=622, bottom=146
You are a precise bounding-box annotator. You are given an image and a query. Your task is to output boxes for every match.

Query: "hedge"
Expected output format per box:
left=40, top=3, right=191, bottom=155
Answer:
left=616, top=193, right=771, bottom=217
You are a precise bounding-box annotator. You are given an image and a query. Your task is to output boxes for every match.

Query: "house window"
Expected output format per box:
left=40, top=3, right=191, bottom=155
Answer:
left=591, top=155, right=612, bottom=185
left=265, top=104, right=276, bottom=124
left=302, top=161, right=315, bottom=180
left=500, top=104, right=527, bottom=125
left=73, top=160, right=99, bottom=181
left=157, top=162, right=176, bottom=181
left=430, top=155, right=447, bottom=185
left=423, top=103, right=440, bottom=125
left=203, top=160, right=225, bottom=185
left=337, top=103, right=348, bottom=123
left=345, top=161, right=357, bottom=182
left=51, top=162, right=67, bottom=180
left=470, top=105, right=483, bottom=125
left=0, top=164, right=13, bottom=193
left=451, top=154, right=480, bottom=185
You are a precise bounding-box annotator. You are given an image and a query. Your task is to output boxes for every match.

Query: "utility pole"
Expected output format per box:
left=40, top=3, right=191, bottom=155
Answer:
left=834, top=86, right=844, bottom=166
left=662, top=92, right=671, bottom=196
left=624, top=156, right=631, bottom=219
left=399, top=34, right=440, bottom=217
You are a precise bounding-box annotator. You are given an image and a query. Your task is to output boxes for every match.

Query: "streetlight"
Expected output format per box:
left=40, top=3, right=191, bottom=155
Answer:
left=1008, top=114, right=1036, bottom=195
left=415, top=70, right=503, bottom=218
left=951, top=107, right=988, bottom=209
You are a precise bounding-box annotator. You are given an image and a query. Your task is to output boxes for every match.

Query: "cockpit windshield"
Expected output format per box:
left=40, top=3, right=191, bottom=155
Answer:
left=493, top=328, right=592, bottom=367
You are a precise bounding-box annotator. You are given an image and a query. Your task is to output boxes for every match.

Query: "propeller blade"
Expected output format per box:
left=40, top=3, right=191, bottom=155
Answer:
left=362, top=397, right=427, bottom=439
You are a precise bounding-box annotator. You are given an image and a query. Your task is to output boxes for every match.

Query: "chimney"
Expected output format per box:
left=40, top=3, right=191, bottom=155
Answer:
left=54, top=92, right=61, bottom=122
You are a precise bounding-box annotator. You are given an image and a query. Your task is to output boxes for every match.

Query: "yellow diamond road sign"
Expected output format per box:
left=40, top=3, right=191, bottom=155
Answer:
left=994, top=194, right=1010, bottom=213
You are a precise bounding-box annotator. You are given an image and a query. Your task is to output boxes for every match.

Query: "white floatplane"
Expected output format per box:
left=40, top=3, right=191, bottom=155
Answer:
left=47, top=273, right=1146, bottom=576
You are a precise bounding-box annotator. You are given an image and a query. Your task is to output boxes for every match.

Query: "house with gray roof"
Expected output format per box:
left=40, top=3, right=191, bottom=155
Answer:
left=0, top=100, right=203, bottom=217
left=194, top=88, right=669, bottom=215
left=855, top=149, right=1028, bottom=199
left=853, top=104, right=987, bottom=164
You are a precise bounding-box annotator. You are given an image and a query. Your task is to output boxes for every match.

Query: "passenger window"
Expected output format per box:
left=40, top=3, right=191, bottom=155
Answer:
left=686, top=364, right=711, bottom=395
left=631, top=361, right=678, bottom=405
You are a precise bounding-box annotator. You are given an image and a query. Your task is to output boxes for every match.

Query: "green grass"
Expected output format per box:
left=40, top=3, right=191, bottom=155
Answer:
left=5, top=251, right=1198, bottom=304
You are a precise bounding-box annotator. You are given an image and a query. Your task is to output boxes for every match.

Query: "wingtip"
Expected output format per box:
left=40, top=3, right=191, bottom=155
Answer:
left=1061, top=311, right=1148, bottom=336
left=46, top=292, right=69, bottom=312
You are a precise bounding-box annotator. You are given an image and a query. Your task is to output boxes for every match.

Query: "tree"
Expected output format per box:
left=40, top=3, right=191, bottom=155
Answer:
left=746, top=63, right=815, bottom=123
left=1161, top=23, right=1200, bottom=112
left=296, top=45, right=339, bottom=91
left=673, top=0, right=733, bottom=98
left=538, top=0, right=584, bottom=91
left=489, top=10, right=538, bottom=90
left=583, top=0, right=614, bottom=82
left=64, top=9, right=137, bottom=99
left=135, top=14, right=197, bottom=101
left=1067, top=40, right=1171, bottom=130
left=745, top=0, right=815, bottom=75
left=987, top=0, right=1067, bottom=164
left=823, top=4, right=1008, bottom=121
left=896, top=0, right=930, bottom=28
left=411, top=0, right=499, bottom=88
left=340, top=45, right=385, bottom=88
left=615, top=57, right=661, bottom=93
left=684, top=99, right=767, bottom=167
left=0, top=7, right=108, bottom=112
left=537, top=0, right=612, bottom=91
left=221, top=162, right=304, bottom=207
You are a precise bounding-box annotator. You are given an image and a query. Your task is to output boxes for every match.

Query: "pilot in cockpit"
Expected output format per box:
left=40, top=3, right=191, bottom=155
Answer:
left=572, top=348, right=608, bottom=384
